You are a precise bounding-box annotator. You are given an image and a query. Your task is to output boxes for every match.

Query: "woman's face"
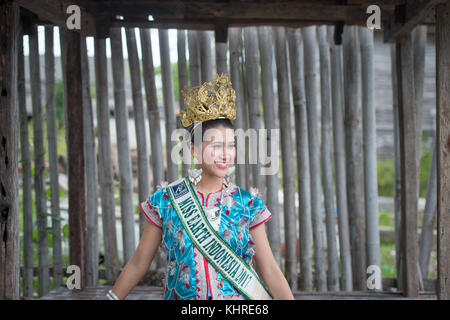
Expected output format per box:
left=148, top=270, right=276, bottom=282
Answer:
left=191, top=126, right=236, bottom=179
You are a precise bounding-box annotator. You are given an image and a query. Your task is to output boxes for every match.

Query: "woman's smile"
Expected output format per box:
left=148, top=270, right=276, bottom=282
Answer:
left=214, top=161, right=229, bottom=169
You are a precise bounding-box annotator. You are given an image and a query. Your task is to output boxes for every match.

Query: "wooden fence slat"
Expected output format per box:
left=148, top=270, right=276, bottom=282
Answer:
left=396, top=32, right=419, bottom=297
left=328, top=26, right=354, bottom=291
left=110, top=27, right=136, bottom=264
left=177, top=29, right=190, bottom=177
left=44, top=25, right=63, bottom=289
left=258, top=26, right=281, bottom=267
left=94, top=37, right=121, bottom=283
left=274, top=26, right=298, bottom=291
left=228, top=28, right=247, bottom=190
left=389, top=43, right=403, bottom=291
left=125, top=28, right=150, bottom=237
left=0, top=0, right=20, bottom=300
left=413, top=26, right=427, bottom=189
left=187, top=30, right=201, bottom=87
left=318, top=26, right=340, bottom=292
left=302, top=26, right=327, bottom=292
left=140, top=28, right=168, bottom=270
left=158, top=28, right=178, bottom=182
left=419, top=139, right=437, bottom=280
left=18, top=24, right=34, bottom=299
left=139, top=29, right=165, bottom=190
left=215, top=40, right=228, bottom=75
left=342, top=26, right=366, bottom=291
left=29, top=23, right=50, bottom=296
left=435, top=1, right=450, bottom=300
left=199, top=30, right=214, bottom=83
left=287, top=27, right=313, bottom=291
left=81, top=37, right=99, bottom=286
left=360, top=27, right=382, bottom=290
left=243, top=27, right=263, bottom=191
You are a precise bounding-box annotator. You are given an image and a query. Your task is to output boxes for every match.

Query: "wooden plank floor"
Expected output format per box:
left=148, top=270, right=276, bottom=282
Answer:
left=38, top=285, right=437, bottom=300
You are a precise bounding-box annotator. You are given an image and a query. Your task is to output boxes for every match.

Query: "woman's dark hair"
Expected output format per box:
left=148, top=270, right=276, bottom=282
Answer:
left=189, top=118, right=234, bottom=145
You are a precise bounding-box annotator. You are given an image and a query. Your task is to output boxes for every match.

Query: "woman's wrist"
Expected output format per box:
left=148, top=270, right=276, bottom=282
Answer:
left=106, top=289, right=120, bottom=300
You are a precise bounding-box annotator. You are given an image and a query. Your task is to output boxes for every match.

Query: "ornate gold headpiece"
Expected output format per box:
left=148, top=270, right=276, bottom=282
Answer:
left=180, top=73, right=237, bottom=134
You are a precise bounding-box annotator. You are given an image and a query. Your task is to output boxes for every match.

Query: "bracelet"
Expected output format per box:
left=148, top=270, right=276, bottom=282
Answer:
left=106, top=289, right=120, bottom=300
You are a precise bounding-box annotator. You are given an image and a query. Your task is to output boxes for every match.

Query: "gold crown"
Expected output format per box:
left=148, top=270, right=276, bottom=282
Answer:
left=180, top=73, right=237, bottom=131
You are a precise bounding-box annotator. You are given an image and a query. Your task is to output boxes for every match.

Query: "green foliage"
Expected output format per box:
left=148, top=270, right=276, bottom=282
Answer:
left=380, top=243, right=397, bottom=278
left=377, top=157, right=395, bottom=197
left=54, top=80, right=65, bottom=129
left=377, top=136, right=434, bottom=198
left=379, top=210, right=394, bottom=227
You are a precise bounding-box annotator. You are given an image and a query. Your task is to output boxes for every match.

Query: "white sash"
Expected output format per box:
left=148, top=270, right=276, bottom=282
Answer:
left=167, top=177, right=273, bottom=300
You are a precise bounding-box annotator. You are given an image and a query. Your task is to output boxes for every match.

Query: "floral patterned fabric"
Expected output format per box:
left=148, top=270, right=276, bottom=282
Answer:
left=139, top=177, right=272, bottom=300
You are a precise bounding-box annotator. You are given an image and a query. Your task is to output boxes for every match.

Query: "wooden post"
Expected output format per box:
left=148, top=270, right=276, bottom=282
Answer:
left=44, top=25, right=63, bottom=289
left=329, top=26, right=354, bottom=291
left=435, top=0, right=450, bottom=301
left=287, top=27, right=313, bottom=291
left=0, top=0, right=19, bottom=300
left=29, top=24, right=50, bottom=296
left=81, top=38, right=99, bottom=286
left=110, top=27, right=136, bottom=264
left=94, top=37, right=120, bottom=283
left=360, top=27, right=382, bottom=290
left=125, top=28, right=150, bottom=237
left=65, top=29, right=87, bottom=290
left=302, top=26, right=327, bottom=292
left=318, top=26, right=340, bottom=292
left=258, top=26, right=281, bottom=267
left=243, top=27, right=263, bottom=191
left=342, top=26, right=366, bottom=291
left=396, top=33, right=419, bottom=297
left=273, top=26, right=298, bottom=291
left=159, top=28, right=178, bottom=182
left=18, top=23, right=34, bottom=299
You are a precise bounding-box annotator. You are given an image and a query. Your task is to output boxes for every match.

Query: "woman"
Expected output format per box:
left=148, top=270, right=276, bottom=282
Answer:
left=108, top=74, right=294, bottom=300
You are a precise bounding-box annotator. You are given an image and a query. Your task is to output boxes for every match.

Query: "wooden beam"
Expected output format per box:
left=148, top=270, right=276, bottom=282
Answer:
left=384, top=0, right=447, bottom=42
left=396, top=33, right=419, bottom=297
left=85, top=1, right=372, bottom=24
left=0, top=0, right=20, bottom=300
left=16, top=0, right=96, bottom=36
left=435, top=0, right=450, bottom=301
left=65, top=30, right=87, bottom=290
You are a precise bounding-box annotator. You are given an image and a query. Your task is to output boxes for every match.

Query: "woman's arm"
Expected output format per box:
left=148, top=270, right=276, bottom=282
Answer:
left=250, top=224, right=295, bottom=300
left=110, top=220, right=163, bottom=299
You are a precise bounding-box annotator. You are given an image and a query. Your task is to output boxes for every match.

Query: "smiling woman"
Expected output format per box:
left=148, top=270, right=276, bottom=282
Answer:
left=109, top=73, right=294, bottom=300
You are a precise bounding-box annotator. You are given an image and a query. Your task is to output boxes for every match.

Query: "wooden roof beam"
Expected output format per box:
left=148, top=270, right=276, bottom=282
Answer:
left=16, top=0, right=97, bottom=36
left=384, top=0, right=446, bottom=42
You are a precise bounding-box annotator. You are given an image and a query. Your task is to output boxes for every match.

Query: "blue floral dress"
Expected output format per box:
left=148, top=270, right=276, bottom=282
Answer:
left=139, top=177, right=273, bottom=300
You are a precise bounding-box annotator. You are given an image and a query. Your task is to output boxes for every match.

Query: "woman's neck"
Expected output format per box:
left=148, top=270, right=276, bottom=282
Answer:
left=195, top=171, right=224, bottom=194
